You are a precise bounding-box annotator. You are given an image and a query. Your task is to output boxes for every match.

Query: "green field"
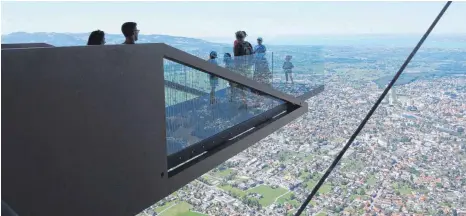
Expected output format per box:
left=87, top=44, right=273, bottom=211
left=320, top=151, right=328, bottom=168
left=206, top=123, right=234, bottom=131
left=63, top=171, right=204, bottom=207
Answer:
left=367, top=174, right=377, bottom=186
left=158, top=202, right=208, bottom=216
left=306, top=180, right=317, bottom=190
left=248, top=185, right=288, bottom=206
left=214, top=168, right=234, bottom=178
left=199, top=175, right=217, bottom=185
left=156, top=200, right=177, bottom=213
left=219, top=185, right=247, bottom=197
left=158, top=202, right=190, bottom=215
left=342, top=160, right=364, bottom=172
left=299, top=171, right=313, bottom=180
left=303, top=154, right=314, bottom=161
left=276, top=192, right=300, bottom=208
left=399, top=185, right=413, bottom=195
left=316, top=212, right=327, bottom=216
left=392, top=183, right=413, bottom=195
left=306, top=181, right=332, bottom=194
left=178, top=212, right=208, bottom=216
left=318, top=184, right=332, bottom=194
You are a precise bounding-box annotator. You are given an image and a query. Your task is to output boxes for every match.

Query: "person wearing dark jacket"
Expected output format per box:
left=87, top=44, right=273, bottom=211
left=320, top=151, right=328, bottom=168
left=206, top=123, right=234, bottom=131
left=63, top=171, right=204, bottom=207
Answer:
left=234, top=31, right=253, bottom=57
left=231, top=31, right=253, bottom=109
left=233, top=31, right=253, bottom=79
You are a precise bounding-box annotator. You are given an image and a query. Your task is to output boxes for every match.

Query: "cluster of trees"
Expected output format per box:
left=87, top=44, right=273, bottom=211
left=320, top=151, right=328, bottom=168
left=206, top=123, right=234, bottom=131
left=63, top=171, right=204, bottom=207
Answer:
left=357, top=188, right=366, bottom=195
left=241, top=196, right=261, bottom=209
left=225, top=190, right=241, bottom=199
left=225, top=171, right=237, bottom=181
left=409, top=167, right=420, bottom=176
left=198, top=177, right=211, bottom=185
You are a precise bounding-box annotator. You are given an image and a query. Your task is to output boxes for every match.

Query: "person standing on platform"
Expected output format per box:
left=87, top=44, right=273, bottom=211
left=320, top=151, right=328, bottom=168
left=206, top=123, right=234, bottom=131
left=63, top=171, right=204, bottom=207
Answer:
left=234, top=30, right=253, bottom=76
left=207, top=51, right=219, bottom=104
left=87, top=30, right=106, bottom=45
left=253, top=37, right=271, bottom=86
left=253, top=37, right=266, bottom=55
left=121, top=22, right=139, bottom=45
left=223, top=53, right=234, bottom=69
left=224, top=53, right=239, bottom=102
left=283, top=55, right=294, bottom=84
left=233, top=31, right=253, bottom=109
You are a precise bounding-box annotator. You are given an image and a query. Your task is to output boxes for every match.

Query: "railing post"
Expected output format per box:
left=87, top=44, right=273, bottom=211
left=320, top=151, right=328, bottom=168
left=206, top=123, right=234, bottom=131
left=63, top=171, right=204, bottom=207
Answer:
left=271, top=52, right=274, bottom=86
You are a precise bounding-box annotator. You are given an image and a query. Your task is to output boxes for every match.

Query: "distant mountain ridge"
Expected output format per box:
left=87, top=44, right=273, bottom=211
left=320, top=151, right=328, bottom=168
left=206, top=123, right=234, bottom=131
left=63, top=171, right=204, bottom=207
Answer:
left=1, top=32, right=228, bottom=53
left=3, top=32, right=466, bottom=50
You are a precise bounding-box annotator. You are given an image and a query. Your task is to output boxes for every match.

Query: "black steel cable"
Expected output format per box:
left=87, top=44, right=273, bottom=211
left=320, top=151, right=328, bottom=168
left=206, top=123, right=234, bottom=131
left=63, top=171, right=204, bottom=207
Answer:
left=294, top=2, right=452, bottom=215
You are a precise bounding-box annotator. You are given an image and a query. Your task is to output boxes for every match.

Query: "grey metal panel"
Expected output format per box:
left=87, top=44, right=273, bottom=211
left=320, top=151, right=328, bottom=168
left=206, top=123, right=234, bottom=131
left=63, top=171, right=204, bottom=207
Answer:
left=1, top=43, right=54, bottom=49
left=2, top=44, right=168, bottom=216
left=160, top=43, right=305, bottom=106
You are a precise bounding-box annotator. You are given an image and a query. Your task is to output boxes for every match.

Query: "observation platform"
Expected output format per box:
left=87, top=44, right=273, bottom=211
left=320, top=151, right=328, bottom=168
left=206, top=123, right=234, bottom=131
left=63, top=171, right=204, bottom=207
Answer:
left=2, top=42, right=323, bottom=216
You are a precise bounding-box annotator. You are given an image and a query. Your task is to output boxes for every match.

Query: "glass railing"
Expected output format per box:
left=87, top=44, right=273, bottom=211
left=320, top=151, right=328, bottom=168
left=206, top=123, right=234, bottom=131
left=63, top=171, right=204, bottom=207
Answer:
left=205, top=49, right=325, bottom=99
left=164, top=59, right=286, bottom=158
left=147, top=43, right=372, bottom=215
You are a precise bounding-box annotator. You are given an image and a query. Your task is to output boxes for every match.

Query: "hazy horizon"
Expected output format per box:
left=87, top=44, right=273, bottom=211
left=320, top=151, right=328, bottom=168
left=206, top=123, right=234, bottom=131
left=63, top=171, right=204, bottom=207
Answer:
left=3, top=31, right=465, bottom=47
left=2, top=1, right=465, bottom=38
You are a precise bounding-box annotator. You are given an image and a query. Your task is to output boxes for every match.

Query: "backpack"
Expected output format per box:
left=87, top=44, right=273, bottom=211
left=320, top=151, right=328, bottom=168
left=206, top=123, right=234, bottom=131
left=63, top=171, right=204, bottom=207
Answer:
left=243, top=42, right=253, bottom=56
left=235, top=41, right=253, bottom=56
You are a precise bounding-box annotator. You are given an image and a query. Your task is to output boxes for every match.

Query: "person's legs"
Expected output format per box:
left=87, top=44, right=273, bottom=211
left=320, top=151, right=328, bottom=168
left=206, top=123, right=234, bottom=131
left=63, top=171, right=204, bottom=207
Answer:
left=209, top=77, right=217, bottom=104
left=238, top=68, right=248, bottom=109
left=229, top=81, right=236, bottom=102
left=285, top=72, right=289, bottom=82
left=210, top=88, right=216, bottom=104
left=252, top=67, right=259, bottom=92
left=290, top=72, right=294, bottom=84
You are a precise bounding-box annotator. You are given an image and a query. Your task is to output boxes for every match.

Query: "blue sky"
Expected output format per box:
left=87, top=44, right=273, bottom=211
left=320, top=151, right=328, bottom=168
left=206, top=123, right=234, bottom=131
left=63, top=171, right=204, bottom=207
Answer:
left=2, top=1, right=465, bottom=39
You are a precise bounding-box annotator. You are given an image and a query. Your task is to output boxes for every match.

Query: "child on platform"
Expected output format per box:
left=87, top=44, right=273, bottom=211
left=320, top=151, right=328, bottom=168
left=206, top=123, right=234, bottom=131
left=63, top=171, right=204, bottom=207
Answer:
left=283, top=55, right=294, bottom=84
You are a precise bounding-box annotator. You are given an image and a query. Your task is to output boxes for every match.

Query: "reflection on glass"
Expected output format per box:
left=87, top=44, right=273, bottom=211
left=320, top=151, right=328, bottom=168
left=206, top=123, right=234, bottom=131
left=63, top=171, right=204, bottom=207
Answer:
left=164, top=59, right=284, bottom=155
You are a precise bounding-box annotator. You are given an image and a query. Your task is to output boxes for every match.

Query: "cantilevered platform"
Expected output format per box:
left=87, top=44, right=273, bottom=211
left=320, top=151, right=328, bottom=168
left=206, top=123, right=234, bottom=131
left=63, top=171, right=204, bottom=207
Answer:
left=2, top=43, right=323, bottom=216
